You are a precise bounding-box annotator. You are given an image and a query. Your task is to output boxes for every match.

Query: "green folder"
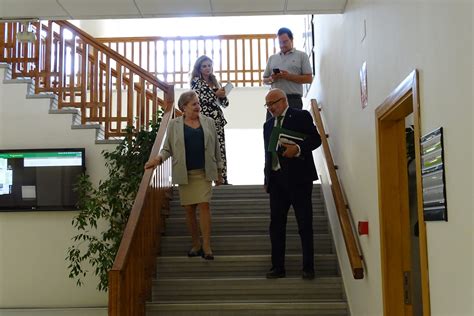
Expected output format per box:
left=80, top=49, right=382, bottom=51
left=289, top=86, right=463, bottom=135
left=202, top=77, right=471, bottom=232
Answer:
left=267, top=127, right=307, bottom=152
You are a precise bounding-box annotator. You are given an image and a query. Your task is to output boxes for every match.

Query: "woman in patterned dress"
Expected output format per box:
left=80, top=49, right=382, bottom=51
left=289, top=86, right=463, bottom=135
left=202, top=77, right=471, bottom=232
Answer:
left=190, top=55, right=230, bottom=184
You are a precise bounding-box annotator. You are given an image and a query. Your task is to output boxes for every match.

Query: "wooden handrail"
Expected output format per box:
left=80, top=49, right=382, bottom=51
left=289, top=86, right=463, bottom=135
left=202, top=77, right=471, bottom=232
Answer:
left=0, top=21, right=175, bottom=138
left=1, top=21, right=177, bottom=312
left=310, top=99, right=364, bottom=279
left=109, top=106, right=174, bottom=315
left=56, top=21, right=172, bottom=94
left=97, top=34, right=278, bottom=88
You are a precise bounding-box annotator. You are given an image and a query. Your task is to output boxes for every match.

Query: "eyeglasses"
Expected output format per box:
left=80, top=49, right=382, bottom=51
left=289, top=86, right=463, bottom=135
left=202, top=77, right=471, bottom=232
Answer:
left=264, top=98, right=284, bottom=109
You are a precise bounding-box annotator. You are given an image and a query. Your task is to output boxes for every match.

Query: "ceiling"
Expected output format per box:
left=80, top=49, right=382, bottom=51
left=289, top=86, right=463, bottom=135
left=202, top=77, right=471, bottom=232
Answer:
left=0, top=0, right=347, bottom=20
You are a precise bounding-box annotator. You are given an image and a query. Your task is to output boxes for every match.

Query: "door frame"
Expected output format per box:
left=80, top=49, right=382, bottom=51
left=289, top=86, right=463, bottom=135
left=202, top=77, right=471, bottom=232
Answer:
left=375, top=70, right=430, bottom=316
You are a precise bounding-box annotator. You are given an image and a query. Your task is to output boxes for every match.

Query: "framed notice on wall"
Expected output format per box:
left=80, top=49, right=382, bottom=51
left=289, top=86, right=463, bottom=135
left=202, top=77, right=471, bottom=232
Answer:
left=420, top=127, right=448, bottom=221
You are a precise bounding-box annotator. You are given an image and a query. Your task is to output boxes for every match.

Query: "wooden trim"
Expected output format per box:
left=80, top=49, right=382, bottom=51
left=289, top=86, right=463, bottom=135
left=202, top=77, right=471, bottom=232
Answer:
left=0, top=21, right=175, bottom=139
left=109, top=111, right=168, bottom=267
left=310, top=100, right=364, bottom=279
left=57, top=26, right=65, bottom=109
left=80, top=44, right=88, bottom=125
left=375, top=70, right=430, bottom=316
left=0, top=21, right=177, bottom=314
left=55, top=21, right=173, bottom=94
left=97, top=34, right=276, bottom=88
left=108, top=108, right=174, bottom=315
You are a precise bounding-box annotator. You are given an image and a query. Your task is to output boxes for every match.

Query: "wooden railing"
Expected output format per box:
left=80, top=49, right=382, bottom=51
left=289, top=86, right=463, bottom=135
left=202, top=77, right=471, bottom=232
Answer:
left=98, top=34, right=278, bottom=88
left=310, top=99, right=364, bottom=279
left=108, top=108, right=174, bottom=315
left=1, top=19, right=178, bottom=313
left=0, top=21, right=174, bottom=139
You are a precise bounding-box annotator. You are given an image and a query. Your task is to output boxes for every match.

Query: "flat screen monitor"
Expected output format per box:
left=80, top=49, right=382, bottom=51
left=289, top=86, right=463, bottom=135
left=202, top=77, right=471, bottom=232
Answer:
left=0, top=148, right=85, bottom=211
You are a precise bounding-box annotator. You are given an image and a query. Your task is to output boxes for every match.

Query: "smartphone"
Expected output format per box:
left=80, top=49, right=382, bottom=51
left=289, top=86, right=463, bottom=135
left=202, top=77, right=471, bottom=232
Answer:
left=272, top=68, right=280, bottom=74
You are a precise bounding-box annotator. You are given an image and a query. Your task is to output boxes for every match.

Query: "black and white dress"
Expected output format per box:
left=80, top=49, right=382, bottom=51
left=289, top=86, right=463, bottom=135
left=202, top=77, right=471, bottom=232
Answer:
left=190, top=77, right=229, bottom=183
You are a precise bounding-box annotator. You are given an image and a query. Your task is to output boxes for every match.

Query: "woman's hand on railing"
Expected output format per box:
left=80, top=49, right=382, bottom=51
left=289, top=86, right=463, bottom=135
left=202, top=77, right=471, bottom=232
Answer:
left=144, top=156, right=162, bottom=170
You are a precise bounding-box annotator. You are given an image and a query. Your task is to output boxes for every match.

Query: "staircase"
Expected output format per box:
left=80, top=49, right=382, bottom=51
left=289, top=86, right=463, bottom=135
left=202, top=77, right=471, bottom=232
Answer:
left=0, top=20, right=174, bottom=142
left=148, top=184, right=348, bottom=315
left=0, top=63, right=120, bottom=145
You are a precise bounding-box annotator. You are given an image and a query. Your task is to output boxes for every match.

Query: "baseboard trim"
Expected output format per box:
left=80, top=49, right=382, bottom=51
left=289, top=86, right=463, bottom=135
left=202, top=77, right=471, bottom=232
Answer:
left=0, top=307, right=107, bottom=316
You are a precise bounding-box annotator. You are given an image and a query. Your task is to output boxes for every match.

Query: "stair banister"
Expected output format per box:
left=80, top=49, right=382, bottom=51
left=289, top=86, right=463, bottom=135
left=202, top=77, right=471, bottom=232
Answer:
left=55, top=21, right=172, bottom=94
left=97, top=34, right=278, bottom=88
left=310, top=99, right=364, bottom=279
left=60, top=15, right=179, bottom=311
left=109, top=107, right=174, bottom=315
left=1, top=20, right=175, bottom=139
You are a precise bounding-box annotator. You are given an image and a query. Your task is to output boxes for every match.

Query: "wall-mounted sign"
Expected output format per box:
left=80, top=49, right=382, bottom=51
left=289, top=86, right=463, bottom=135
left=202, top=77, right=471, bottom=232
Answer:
left=359, top=61, right=368, bottom=109
left=420, top=127, right=448, bottom=221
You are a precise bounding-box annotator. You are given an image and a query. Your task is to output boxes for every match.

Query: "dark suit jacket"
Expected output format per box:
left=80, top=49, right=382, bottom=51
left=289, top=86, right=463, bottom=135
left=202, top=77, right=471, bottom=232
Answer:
left=263, top=107, right=321, bottom=190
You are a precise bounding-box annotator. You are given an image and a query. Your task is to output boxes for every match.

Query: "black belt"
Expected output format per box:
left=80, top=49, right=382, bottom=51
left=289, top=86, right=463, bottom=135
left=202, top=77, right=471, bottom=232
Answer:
left=286, top=94, right=302, bottom=99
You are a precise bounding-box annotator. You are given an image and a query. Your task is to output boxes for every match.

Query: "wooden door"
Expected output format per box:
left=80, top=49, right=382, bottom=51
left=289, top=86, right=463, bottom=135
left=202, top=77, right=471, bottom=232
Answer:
left=375, top=70, right=430, bottom=316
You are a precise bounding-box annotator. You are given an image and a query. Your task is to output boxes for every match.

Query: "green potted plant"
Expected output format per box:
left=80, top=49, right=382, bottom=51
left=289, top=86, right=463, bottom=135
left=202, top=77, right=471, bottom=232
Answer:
left=66, top=113, right=162, bottom=291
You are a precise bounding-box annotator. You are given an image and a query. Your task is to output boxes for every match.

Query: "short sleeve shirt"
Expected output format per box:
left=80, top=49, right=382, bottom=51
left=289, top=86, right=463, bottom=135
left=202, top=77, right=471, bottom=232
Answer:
left=263, top=48, right=312, bottom=96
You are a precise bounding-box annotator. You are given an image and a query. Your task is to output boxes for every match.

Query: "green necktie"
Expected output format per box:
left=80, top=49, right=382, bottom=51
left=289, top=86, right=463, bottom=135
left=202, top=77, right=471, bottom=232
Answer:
left=272, top=116, right=283, bottom=169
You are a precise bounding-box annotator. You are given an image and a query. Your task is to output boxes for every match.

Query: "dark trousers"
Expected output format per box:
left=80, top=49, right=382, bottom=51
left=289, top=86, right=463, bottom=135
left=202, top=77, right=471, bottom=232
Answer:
left=268, top=170, right=314, bottom=272
left=266, top=94, right=303, bottom=121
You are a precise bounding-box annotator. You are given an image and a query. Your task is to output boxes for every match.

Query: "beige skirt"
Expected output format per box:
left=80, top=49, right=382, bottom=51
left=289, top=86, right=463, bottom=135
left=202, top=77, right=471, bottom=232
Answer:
left=178, top=169, right=212, bottom=206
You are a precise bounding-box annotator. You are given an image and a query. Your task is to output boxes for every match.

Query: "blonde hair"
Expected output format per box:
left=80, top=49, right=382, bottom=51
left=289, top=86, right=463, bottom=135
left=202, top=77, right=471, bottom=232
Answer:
left=177, top=90, right=198, bottom=111
left=191, top=55, right=219, bottom=87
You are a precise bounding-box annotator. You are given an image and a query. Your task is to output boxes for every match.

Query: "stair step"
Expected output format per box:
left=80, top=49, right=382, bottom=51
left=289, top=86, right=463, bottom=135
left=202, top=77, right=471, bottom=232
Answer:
left=172, top=185, right=322, bottom=200
left=49, top=108, right=80, bottom=115
left=152, top=182, right=341, bottom=314
left=71, top=123, right=101, bottom=129
left=26, top=93, right=56, bottom=99
left=2, top=78, right=33, bottom=84
left=146, top=302, right=348, bottom=316
left=95, top=138, right=123, bottom=144
left=207, top=184, right=322, bottom=191
left=165, top=215, right=329, bottom=235
left=168, top=200, right=326, bottom=217
left=152, top=277, right=344, bottom=302
left=160, top=234, right=334, bottom=256
left=157, top=254, right=339, bottom=278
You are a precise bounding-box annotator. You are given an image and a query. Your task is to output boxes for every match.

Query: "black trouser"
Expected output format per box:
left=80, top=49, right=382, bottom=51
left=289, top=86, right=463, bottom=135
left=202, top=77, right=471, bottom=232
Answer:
left=266, top=94, right=303, bottom=121
left=268, top=170, right=314, bottom=272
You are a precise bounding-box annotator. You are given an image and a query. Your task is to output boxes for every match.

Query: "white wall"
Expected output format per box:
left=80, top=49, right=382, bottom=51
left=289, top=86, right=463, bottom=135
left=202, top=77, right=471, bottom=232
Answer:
left=177, top=86, right=269, bottom=185
left=0, top=68, right=115, bottom=311
left=192, top=86, right=269, bottom=129
left=309, top=1, right=473, bottom=315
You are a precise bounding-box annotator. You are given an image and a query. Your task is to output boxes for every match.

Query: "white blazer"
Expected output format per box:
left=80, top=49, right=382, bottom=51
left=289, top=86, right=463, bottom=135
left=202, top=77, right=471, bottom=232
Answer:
left=159, top=114, right=223, bottom=184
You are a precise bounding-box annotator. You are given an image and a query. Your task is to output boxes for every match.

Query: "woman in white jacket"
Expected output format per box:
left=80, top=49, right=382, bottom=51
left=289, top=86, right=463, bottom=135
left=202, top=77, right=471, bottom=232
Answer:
left=145, top=90, right=223, bottom=260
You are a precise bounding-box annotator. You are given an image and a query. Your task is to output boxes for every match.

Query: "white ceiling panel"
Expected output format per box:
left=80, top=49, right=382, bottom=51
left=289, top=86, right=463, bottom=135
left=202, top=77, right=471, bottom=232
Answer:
left=0, top=0, right=70, bottom=19
left=211, top=0, right=286, bottom=14
left=136, top=0, right=211, bottom=17
left=58, top=0, right=141, bottom=19
left=0, top=0, right=347, bottom=20
left=286, top=0, right=347, bottom=13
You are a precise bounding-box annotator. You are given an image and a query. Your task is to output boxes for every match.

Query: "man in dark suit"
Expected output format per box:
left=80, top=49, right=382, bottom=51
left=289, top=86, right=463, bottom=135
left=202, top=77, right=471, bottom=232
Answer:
left=263, top=88, right=321, bottom=280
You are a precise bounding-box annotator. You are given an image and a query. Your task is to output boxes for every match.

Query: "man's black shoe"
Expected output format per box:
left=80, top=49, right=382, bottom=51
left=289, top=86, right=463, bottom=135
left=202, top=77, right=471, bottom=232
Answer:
left=266, top=268, right=286, bottom=279
left=302, top=270, right=315, bottom=280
